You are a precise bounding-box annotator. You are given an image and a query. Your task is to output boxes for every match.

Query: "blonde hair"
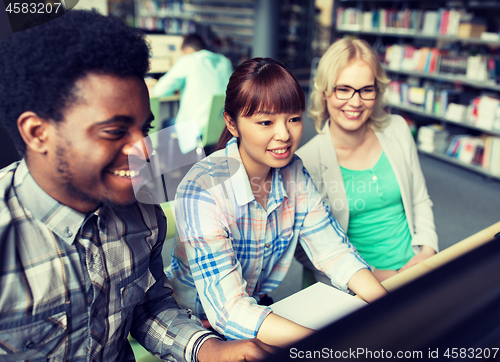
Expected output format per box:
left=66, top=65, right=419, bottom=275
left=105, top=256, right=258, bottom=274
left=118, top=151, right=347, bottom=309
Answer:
left=309, top=38, right=390, bottom=133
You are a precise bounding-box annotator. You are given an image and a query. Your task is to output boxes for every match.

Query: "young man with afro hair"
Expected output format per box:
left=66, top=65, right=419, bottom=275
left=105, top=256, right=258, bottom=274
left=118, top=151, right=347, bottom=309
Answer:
left=0, top=9, right=275, bottom=362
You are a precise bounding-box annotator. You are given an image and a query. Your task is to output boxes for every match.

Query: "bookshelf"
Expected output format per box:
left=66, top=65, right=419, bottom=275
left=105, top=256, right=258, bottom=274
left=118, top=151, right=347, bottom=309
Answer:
left=332, top=0, right=500, bottom=180
left=134, top=0, right=316, bottom=70
left=278, top=0, right=316, bottom=69
left=134, top=0, right=254, bottom=67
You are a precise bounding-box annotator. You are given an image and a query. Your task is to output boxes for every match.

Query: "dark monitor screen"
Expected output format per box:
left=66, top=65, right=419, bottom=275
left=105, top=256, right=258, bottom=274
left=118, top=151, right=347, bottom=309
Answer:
left=268, top=235, right=500, bottom=361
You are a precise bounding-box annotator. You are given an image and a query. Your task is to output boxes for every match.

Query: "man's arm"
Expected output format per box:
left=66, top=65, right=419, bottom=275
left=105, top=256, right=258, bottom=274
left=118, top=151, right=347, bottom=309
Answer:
left=130, top=205, right=275, bottom=362
left=152, top=58, right=188, bottom=97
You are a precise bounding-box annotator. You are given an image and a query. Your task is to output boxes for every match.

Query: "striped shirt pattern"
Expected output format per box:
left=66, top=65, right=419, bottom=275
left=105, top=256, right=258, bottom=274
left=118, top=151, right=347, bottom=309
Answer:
left=0, top=160, right=215, bottom=362
left=166, top=137, right=368, bottom=340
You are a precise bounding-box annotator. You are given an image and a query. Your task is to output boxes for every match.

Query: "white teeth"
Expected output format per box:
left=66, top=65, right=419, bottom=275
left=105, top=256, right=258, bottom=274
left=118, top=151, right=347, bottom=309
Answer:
left=271, top=148, right=287, bottom=154
left=344, top=111, right=361, bottom=117
left=110, top=170, right=140, bottom=178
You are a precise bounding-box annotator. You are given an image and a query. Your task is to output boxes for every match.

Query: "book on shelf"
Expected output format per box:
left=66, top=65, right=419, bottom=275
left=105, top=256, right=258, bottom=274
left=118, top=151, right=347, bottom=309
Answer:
left=445, top=103, right=468, bottom=123
left=439, top=134, right=500, bottom=175
left=468, top=95, right=500, bottom=131
left=424, top=87, right=435, bottom=114
left=489, top=137, right=500, bottom=176
left=384, top=44, right=500, bottom=84
left=417, top=124, right=449, bottom=153
left=337, top=7, right=480, bottom=39
left=422, top=11, right=439, bottom=35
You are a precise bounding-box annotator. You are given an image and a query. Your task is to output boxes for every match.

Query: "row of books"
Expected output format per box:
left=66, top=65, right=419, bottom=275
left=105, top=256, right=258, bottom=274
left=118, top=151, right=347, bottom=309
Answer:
left=387, top=80, right=459, bottom=116
left=336, top=7, right=477, bottom=37
left=418, top=125, right=500, bottom=176
left=137, top=17, right=196, bottom=33
left=388, top=81, right=500, bottom=132
left=137, top=0, right=185, bottom=17
left=384, top=44, right=499, bottom=83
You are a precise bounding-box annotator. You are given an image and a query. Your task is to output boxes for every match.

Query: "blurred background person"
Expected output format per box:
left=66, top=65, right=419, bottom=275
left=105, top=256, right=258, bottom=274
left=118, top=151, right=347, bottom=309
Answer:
left=152, top=33, right=233, bottom=153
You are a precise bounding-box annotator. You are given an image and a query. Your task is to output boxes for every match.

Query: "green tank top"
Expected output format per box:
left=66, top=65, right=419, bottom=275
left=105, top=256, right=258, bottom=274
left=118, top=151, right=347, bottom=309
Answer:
left=340, top=151, right=414, bottom=270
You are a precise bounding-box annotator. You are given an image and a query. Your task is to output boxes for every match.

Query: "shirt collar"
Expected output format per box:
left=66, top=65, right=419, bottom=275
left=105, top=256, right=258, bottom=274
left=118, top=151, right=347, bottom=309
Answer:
left=224, top=137, right=289, bottom=208
left=225, top=138, right=254, bottom=206
left=15, top=159, right=87, bottom=245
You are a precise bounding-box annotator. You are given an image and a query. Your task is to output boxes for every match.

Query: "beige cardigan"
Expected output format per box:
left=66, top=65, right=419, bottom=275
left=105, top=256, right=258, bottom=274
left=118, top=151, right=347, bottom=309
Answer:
left=296, top=115, right=438, bottom=254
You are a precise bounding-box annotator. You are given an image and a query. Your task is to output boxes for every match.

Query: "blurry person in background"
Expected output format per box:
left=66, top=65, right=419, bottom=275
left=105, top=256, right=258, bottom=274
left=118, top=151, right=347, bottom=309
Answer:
left=152, top=33, right=233, bottom=153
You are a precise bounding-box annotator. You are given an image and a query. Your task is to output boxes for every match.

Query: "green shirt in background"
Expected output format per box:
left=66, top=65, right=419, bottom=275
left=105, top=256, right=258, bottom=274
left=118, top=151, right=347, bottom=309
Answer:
left=340, top=152, right=414, bottom=270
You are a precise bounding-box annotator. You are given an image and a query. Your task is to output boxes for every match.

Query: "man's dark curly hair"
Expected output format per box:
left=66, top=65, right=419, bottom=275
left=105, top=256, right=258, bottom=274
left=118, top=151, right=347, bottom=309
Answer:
left=0, top=10, right=151, bottom=156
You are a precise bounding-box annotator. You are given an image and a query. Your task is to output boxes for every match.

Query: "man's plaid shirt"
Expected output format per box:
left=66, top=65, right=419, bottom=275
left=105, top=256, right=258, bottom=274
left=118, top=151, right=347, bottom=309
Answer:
left=0, top=160, right=216, bottom=361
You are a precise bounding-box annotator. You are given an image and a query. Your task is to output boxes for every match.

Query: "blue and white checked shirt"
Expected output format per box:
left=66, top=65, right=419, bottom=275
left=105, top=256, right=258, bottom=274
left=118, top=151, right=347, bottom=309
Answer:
left=0, top=160, right=216, bottom=362
left=166, top=137, right=369, bottom=340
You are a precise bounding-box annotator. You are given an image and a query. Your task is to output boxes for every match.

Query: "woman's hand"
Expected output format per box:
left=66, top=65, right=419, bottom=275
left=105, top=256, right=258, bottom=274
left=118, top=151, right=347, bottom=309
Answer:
left=398, top=245, right=436, bottom=272
left=198, top=337, right=279, bottom=362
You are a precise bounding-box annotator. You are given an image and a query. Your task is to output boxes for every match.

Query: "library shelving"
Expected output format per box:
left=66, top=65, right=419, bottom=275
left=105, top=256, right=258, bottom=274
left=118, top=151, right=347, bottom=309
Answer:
left=134, top=0, right=317, bottom=70
left=134, top=0, right=254, bottom=67
left=332, top=0, right=500, bottom=180
left=278, top=0, right=316, bottom=69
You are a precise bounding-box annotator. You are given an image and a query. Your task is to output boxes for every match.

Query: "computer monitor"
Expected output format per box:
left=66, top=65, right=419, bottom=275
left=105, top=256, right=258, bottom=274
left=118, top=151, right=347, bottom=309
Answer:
left=268, top=235, right=500, bottom=361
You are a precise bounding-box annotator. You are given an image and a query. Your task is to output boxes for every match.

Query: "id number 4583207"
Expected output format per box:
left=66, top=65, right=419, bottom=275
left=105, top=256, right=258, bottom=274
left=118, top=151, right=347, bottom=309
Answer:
left=444, top=348, right=498, bottom=359
left=6, top=2, right=63, bottom=14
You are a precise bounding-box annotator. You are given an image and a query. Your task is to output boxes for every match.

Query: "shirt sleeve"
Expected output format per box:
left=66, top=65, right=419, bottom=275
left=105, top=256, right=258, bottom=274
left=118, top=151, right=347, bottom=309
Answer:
left=175, top=179, right=272, bottom=340
left=152, top=57, right=188, bottom=97
left=295, top=162, right=369, bottom=291
left=130, top=205, right=217, bottom=362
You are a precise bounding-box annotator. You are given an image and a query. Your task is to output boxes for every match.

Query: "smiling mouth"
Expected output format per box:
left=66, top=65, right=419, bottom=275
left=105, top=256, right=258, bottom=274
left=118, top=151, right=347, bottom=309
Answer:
left=343, top=110, right=362, bottom=118
left=108, top=169, right=141, bottom=178
left=344, top=111, right=361, bottom=117
left=270, top=148, right=288, bottom=154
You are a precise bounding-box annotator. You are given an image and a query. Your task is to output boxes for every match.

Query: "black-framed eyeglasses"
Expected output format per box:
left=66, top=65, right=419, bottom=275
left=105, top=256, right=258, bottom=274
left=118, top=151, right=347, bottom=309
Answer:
left=333, top=85, right=378, bottom=100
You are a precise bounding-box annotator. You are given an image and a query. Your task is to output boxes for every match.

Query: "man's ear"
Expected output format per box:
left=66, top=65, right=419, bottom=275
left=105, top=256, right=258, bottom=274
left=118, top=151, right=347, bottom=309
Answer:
left=17, top=112, right=52, bottom=155
left=223, top=112, right=239, bottom=138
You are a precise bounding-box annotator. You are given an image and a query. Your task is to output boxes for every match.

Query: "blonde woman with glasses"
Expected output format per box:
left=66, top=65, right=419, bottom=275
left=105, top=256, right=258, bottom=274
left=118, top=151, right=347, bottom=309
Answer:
left=296, top=38, right=438, bottom=282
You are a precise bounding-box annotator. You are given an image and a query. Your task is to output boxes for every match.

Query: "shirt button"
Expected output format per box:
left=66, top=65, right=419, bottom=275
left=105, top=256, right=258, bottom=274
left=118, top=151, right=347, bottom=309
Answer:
left=64, top=227, right=73, bottom=238
left=372, top=175, right=378, bottom=181
left=265, top=243, right=271, bottom=248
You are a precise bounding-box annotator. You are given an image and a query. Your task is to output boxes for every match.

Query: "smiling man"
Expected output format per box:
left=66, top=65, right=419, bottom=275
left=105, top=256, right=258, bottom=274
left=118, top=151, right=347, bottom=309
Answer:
left=0, top=9, right=274, bottom=362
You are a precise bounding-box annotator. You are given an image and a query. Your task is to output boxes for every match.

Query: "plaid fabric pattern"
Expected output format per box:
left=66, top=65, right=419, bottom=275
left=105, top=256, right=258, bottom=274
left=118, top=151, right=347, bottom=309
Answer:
left=0, top=160, right=214, bottom=362
left=166, top=137, right=368, bottom=340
